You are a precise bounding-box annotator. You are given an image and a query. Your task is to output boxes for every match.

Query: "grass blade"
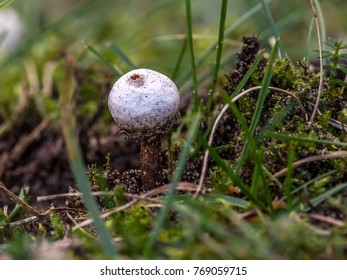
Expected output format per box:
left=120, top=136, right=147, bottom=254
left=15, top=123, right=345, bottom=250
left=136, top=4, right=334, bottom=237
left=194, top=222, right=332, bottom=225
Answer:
left=207, top=0, right=228, bottom=113
left=227, top=100, right=272, bottom=209
left=230, top=50, right=266, bottom=100
left=248, top=40, right=279, bottom=136
left=198, top=130, right=265, bottom=209
left=85, top=43, right=122, bottom=77
left=203, top=194, right=249, bottom=209
left=313, top=0, right=326, bottom=52
left=59, top=55, right=118, bottom=257
left=280, top=170, right=337, bottom=201
left=110, top=43, right=137, bottom=70
left=177, top=1, right=270, bottom=89
left=300, top=182, right=347, bottom=212
left=0, top=0, right=13, bottom=9
left=263, top=131, right=347, bottom=148
left=309, top=0, right=324, bottom=125
left=259, top=7, right=308, bottom=45
left=306, top=18, right=315, bottom=66
left=172, top=38, right=187, bottom=80
left=185, top=0, right=198, bottom=112
left=283, top=145, right=296, bottom=210
left=145, top=112, right=201, bottom=254
left=180, top=51, right=237, bottom=95
left=235, top=39, right=279, bottom=174
left=260, top=0, right=285, bottom=58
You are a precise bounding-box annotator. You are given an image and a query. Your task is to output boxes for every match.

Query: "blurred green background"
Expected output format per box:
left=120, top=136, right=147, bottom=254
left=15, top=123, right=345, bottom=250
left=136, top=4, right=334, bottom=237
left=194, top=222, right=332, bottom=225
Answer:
left=0, top=0, right=346, bottom=120
left=2, top=0, right=347, bottom=71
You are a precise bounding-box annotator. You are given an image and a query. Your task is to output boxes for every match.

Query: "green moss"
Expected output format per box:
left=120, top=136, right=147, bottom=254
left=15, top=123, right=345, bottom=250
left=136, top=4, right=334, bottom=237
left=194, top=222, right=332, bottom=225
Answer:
left=49, top=211, right=65, bottom=239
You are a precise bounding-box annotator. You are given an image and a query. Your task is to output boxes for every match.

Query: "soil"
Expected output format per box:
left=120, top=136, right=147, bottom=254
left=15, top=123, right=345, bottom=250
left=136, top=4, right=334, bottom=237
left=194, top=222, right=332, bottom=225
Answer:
left=0, top=67, right=141, bottom=209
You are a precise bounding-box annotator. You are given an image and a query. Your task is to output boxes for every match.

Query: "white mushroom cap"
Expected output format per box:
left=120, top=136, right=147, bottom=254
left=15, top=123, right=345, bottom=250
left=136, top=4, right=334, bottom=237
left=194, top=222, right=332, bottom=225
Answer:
left=108, top=68, right=180, bottom=134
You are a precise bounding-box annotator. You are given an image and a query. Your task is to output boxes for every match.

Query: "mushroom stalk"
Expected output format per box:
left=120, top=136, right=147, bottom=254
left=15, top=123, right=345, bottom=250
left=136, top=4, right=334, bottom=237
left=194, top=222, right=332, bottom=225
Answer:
left=140, top=135, right=163, bottom=190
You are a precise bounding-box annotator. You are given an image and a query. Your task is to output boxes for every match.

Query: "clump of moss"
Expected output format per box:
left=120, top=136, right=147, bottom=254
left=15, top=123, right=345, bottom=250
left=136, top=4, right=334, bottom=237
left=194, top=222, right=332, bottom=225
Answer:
left=224, top=35, right=267, bottom=91
left=208, top=35, right=347, bottom=211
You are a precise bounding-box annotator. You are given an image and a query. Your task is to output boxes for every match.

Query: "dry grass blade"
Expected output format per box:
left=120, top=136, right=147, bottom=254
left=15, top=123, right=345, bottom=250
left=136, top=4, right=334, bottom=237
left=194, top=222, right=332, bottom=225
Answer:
left=293, top=213, right=332, bottom=236
left=37, top=182, right=202, bottom=202
left=274, top=151, right=347, bottom=178
left=304, top=213, right=345, bottom=228
left=7, top=207, right=87, bottom=228
left=66, top=212, right=96, bottom=239
left=0, top=181, right=42, bottom=218
left=72, top=182, right=201, bottom=231
left=37, top=191, right=114, bottom=202
left=308, top=0, right=324, bottom=126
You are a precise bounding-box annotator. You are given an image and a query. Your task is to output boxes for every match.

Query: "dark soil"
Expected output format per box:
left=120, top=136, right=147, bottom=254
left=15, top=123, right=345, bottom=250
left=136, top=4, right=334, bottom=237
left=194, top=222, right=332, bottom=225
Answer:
left=0, top=67, right=140, bottom=209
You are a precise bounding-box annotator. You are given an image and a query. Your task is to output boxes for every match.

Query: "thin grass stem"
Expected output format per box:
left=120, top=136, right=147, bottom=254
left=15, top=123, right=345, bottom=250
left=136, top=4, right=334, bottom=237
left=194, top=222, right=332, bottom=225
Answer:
left=283, top=145, right=296, bottom=209
left=59, top=55, right=118, bottom=257
left=309, top=0, right=324, bottom=126
left=86, top=44, right=122, bottom=77
left=306, top=18, right=315, bottom=66
left=264, top=131, right=347, bottom=148
left=207, top=0, right=228, bottom=113
left=172, top=38, right=187, bottom=80
left=0, top=0, right=13, bottom=9
left=177, top=1, right=270, bottom=89
left=235, top=39, right=279, bottom=174
left=110, top=43, right=137, bottom=70
left=260, top=0, right=285, bottom=58
left=185, top=0, right=198, bottom=112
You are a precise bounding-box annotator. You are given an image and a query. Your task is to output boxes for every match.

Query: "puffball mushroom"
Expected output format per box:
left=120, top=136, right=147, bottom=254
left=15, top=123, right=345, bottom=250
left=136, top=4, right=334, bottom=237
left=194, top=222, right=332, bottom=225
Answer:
left=108, top=68, right=180, bottom=191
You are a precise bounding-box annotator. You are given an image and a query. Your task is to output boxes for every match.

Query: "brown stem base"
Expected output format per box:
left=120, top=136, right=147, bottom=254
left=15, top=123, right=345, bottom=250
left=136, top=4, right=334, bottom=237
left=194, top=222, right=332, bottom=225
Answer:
left=140, top=135, right=163, bottom=191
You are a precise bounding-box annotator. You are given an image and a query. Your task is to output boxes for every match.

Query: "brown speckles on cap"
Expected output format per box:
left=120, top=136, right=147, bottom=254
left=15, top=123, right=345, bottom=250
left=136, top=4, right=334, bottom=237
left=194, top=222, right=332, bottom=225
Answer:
left=128, top=73, right=145, bottom=87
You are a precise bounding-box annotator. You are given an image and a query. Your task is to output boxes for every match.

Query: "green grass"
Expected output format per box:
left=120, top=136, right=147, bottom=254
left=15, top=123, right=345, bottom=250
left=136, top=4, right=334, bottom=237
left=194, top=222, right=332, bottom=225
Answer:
left=0, top=0, right=13, bottom=9
left=0, top=0, right=347, bottom=260
left=59, top=55, right=118, bottom=257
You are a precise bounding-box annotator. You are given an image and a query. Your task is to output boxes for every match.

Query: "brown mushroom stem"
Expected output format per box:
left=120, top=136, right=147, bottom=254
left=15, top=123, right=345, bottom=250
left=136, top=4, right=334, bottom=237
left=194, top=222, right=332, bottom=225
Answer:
left=140, top=135, right=163, bottom=191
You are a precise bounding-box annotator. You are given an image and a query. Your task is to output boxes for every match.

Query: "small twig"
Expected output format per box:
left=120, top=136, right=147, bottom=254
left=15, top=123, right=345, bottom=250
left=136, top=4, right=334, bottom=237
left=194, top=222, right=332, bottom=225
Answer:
left=293, top=213, right=331, bottom=236
left=37, top=191, right=114, bottom=202
left=145, top=203, right=164, bottom=209
left=0, top=181, right=42, bottom=218
left=273, top=151, right=347, bottom=178
left=5, top=182, right=205, bottom=230
left=38, top=182, right=202, bottom=202
left=236, top=209, right=257, bottom=221
left=66, top=212, right=96, bottom=239
left=304, top=213, right=345, bottom=228
left=0, top=181, right=88, bottom=228
left=308, top=0, right=324, bottom=126
left=9, top=216, right=40, bottom=227
left=7, top=207, right=88, bottom=228
left=73, top=199, right=139, bottom=230
left=124, top=193, right=163, bottom=204
left=195, top=86, right=307, bottom=197
left=72, top=182, right=203, bottom=231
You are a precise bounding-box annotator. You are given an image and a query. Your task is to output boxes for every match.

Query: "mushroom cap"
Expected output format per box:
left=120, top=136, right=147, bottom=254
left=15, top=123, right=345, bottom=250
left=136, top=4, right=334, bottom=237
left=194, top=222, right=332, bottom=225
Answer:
left=108, top=68, right=180, bottom=134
